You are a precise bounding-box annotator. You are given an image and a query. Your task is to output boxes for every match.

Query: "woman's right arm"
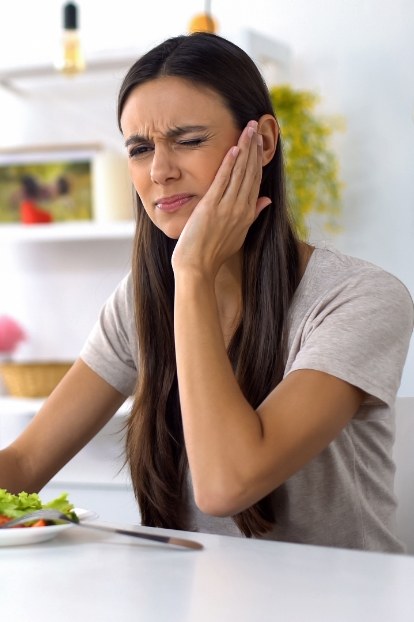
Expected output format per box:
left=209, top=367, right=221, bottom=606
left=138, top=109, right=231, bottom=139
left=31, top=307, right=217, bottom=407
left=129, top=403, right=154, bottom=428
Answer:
left=0, top=358, right=127, bottom=494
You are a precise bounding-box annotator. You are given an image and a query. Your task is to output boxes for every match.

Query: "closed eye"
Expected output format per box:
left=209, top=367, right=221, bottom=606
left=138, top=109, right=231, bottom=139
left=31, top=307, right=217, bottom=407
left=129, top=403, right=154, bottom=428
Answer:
left=128, top=135, right=209, bottom=159
left=177, top=138, right=207, bottom=148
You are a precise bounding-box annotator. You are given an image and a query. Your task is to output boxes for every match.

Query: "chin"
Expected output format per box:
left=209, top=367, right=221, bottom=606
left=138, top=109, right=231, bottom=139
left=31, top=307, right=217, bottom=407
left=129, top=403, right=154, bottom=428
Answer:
left=156, top=217, right=189, bottom=240
left=163, top=227, right=185, bottom=240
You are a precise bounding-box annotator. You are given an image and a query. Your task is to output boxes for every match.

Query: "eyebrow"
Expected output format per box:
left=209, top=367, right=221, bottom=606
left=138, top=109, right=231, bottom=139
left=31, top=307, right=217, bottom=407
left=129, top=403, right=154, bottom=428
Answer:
left=124, top=125, right=209, bottom=147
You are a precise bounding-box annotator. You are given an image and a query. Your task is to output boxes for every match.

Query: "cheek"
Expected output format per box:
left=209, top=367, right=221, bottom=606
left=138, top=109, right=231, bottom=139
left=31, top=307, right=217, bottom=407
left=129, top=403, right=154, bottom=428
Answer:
left=128, top=163, right=149, bottom=197
left=195, top=148, right=229, bottom=187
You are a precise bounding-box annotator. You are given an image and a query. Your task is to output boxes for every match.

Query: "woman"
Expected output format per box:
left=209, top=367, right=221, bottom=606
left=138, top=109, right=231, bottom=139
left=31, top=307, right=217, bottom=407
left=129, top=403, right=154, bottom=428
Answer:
left=0, top=33, right=412, bottom=552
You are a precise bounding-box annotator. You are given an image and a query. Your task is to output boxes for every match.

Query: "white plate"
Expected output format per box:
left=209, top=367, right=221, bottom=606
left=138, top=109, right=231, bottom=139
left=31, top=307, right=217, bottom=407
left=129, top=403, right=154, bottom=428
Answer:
left=0, top=508, right=97, bottom=547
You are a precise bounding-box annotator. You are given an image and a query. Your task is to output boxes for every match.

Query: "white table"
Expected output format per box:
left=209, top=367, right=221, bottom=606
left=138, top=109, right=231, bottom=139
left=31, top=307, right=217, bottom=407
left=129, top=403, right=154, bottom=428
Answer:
left=2, top=525, right=414, bottom=622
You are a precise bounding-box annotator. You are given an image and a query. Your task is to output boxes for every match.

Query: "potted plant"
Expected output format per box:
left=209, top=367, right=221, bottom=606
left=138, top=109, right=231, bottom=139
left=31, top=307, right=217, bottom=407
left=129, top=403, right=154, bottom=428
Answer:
left=269, top=84, right=344, bottom=238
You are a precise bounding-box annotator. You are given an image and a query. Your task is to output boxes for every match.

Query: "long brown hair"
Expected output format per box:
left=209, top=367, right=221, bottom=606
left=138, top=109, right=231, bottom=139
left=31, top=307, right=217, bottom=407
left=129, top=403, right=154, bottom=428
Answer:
left=118, top=33, right=299, bottom=537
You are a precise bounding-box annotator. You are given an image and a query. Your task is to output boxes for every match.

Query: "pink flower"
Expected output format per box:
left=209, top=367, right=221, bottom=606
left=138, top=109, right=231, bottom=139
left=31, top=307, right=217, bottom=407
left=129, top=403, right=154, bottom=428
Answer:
left=0, top=315, right=26, bottom=354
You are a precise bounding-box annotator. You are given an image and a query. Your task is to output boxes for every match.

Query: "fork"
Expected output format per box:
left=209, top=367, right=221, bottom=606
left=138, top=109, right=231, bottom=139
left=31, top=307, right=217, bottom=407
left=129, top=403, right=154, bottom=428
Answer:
left=0, top=509, right=203, bottom=550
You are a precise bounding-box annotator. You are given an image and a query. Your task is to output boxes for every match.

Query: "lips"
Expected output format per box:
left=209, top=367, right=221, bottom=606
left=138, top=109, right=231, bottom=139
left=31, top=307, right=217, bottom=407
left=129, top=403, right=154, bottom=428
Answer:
left=154, top=194, right=195, bottom=213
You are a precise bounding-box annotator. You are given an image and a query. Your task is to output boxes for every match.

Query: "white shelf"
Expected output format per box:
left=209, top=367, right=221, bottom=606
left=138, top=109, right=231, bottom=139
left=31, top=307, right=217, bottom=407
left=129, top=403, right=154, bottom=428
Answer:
left=0, top=51, right=143, bottom=97
left=0, top=220, right=135, bottom=242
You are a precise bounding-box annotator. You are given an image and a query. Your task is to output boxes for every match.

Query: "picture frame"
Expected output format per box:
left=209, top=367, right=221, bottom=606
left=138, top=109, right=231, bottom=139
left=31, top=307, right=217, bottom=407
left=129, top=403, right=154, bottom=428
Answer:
left=0, top=144, right=98, bottom=224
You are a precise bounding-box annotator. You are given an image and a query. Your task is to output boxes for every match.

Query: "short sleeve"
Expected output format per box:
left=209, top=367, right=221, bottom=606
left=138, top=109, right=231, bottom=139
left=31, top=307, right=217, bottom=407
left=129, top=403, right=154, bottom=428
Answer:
left=80, top=272, right=138, bottom=397
left=288, top=269, right=413, bottom=407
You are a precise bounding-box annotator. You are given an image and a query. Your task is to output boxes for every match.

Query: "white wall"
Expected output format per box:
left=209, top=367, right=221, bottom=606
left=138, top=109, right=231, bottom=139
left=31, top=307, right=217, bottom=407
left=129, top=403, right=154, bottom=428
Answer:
left=0, top=0, right=413, bottom=392
left=0, top=239, right=132, bottom=362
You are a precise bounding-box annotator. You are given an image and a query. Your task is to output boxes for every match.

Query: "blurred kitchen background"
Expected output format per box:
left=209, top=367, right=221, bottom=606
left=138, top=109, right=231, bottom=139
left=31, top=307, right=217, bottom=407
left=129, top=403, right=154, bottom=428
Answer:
left=0, top=0, right=413, bottom=394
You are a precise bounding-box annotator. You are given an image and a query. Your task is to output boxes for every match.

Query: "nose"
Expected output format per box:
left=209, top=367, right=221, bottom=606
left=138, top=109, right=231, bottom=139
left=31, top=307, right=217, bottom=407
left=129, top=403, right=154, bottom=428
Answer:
left=150, top=144, right=181, bottom=184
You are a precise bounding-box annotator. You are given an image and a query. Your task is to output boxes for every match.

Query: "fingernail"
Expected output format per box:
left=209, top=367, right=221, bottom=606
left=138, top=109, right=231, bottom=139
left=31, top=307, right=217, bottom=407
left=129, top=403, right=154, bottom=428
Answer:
left=247, top=120, right=258, bottom=129
left=257, top=134, right=263, bottom=147
left=247, top=126, right=255, bottom=138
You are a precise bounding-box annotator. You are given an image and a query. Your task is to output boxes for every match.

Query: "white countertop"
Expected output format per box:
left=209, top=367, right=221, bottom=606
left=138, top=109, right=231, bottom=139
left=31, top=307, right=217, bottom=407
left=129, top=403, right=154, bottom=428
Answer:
left=0, top=395, right=132, bottom=416
left=2, top=525, right=414, bottom=622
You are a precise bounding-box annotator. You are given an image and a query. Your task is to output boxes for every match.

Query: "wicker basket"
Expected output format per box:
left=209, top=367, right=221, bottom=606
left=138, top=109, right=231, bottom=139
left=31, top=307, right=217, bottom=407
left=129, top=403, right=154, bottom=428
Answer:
left=0, top=361, right=73, bottom=398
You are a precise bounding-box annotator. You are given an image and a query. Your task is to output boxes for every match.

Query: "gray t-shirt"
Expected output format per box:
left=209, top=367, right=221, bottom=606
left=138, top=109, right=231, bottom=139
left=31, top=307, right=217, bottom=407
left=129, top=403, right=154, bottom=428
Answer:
left=80, top=246, right=413, bottom=552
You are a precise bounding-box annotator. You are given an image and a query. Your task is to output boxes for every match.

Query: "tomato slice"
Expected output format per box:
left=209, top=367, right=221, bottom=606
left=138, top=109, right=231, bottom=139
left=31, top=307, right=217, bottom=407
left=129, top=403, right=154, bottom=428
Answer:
left=30, top=519, right=48, bottom=528
left=0, top=515, right=12, bottom=525
left=0, top=515, right=49, bottom=528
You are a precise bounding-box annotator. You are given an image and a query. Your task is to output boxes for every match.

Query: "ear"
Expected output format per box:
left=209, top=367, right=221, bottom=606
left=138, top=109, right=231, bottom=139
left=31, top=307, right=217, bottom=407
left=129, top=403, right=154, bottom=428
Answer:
left=257, top=114, right=279, bottom=165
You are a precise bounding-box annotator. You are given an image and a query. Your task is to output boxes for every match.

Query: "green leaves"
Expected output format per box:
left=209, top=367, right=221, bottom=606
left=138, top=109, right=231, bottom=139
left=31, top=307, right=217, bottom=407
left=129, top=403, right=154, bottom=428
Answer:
left=0, top=488, right=75, bottom=519
left=269, top=85, right=344, bottom=239
left=44, top=492, right=78, bottom=521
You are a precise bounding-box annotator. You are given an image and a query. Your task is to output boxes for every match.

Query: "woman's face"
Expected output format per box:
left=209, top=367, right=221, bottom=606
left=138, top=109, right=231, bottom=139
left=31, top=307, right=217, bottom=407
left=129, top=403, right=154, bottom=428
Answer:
left=120, top=76, right=241, bottom=239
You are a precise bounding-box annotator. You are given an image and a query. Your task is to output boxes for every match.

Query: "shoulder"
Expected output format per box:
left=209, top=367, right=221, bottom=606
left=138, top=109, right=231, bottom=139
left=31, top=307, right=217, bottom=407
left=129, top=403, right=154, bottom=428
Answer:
left=287, top=247, right=413, bottom=406
left=296, top=245, right=413, bottom=321
left=108, top=271, right=133, bottom=303
left=82, top=270, right=135, bottom=350
left=101, top=271, right=134, bottom=324
left=80, top=271, right=137, bottom=396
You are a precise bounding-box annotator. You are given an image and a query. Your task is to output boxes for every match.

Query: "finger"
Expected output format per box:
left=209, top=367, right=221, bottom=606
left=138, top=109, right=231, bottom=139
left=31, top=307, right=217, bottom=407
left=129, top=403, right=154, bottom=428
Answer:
left=202, top=145, right=240, bottom=205
left=235, top=125, right=262, bottom=208
left=221, top=122, right=258, bottom=203
left=247, top=132, right=264, bottom=207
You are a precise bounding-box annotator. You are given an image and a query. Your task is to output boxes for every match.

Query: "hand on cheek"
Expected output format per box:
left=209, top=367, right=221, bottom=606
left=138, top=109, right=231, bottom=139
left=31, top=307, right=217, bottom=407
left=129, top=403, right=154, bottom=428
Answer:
left=171, top=120, right=272, bottom=277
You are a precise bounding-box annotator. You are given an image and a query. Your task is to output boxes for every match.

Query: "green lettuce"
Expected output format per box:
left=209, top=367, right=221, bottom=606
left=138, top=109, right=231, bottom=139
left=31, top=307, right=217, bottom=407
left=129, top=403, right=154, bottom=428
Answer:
left=0, top=488, right=77, bottom=521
